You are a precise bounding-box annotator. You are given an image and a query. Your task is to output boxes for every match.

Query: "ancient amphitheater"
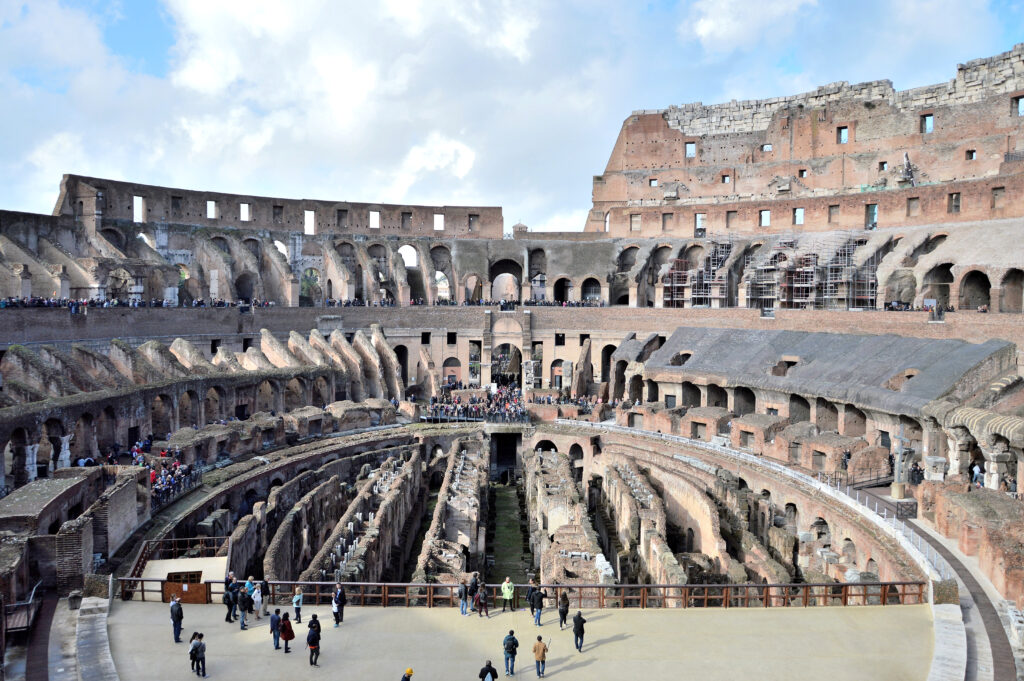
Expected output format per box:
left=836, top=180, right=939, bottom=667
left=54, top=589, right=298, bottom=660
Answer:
left=2, top=43, right=1024, bottom=681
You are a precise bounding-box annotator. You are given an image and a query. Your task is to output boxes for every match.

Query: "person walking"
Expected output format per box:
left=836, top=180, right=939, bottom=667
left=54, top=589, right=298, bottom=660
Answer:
left=189, top=632, right=206, bottom=678
left=227, top=576, right=240, bottom=620
left=572, top=611, right=587, bottom=652
left=308, top=613, right=322, bottom=637
left=501, top=577, right=515, bottom=612
left=292, top=587, right=303, bottom=623
left=332, top=584, right=347, bottom=626
left=476, top=585, right=490, bottom=618
left=401, top=668, right=415, bottom=681
left=525, top=579, right=537, bottom=617
left=479, top=660, right=499, bottom=680
left=458, top=579, right=469, bottom=616
left=530, top=587, right=547, bottom=627
left=532, top=635, right=547, bottom=678
left=170, top=594, right=184, bottom=642
left=260, top=578, right=271, bottom=616
left=307, top=623, right=321, bottom=667
left=557, top=593, right=569, bottom=630
left=187, top=631, right=200, bottom=673
left=252, top=584, right=263, bottom=620
left=270, top=608, right=282, bottom=650
left=503, top=629, right=519, bottom=676
left=280, top=612, right=295, bottom=653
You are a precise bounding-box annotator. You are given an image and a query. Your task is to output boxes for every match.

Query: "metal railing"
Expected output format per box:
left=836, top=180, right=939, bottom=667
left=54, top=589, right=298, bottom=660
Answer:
left=555, top=419, right=955, bottom=582
left=150, top=468, right=204, bottom=511
left=122, top=536, right=231, bottom=600
left=145, top=579, right=925, bottom=608
left=4, top=580, right=43, bottom=634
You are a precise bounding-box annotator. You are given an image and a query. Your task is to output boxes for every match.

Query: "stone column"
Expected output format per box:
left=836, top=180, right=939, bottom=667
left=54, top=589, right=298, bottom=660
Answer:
left=945, top=427, right=974, bottom=478
left=628, top=284, right=638, bottom=307
left=654, top=283, right=665, bottom=308
left=19, top=265, right=32, bottom=299
left=57, top=434, right=73, bottom=469
left=25, top=444, right=39, bottom=483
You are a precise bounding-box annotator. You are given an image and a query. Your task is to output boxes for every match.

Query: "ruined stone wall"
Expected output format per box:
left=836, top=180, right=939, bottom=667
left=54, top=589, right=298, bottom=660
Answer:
left=55, top=515, right=93, bottom=595
left=263, top=475, right=349, bottom=582
left=83, top=468, right=146, bottom=557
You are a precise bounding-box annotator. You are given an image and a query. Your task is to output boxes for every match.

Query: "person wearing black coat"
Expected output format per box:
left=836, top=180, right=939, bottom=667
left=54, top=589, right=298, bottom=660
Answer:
left=530, top=588, right=547, bottom=626
left=478, top=660, right=499, bottom=680
left=307, top=626, right=321, bottom=667
left=169, top=595, right=184, bottom=642
left=222, top=588, right=235, bottom=623
left=525, top=579, right=537, bottom=616
left=572, top=611, right=587, bottom=652
left=468, top=573, right=479, bottom=612
left=557, top=592, right=569, bottom=630
left=238, top=590, right=253, bottom=630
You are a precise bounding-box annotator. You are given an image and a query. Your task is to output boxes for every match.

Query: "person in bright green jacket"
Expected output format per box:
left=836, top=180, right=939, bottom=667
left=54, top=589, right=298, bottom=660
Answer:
left=501, top=577, right=515, bottom=612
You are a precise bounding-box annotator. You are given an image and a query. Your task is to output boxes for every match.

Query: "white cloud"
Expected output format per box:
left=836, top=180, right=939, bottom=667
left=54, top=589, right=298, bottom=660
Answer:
left=684, top=0, right=818, bottom=54
left=385, top=132, right=477, bottom=202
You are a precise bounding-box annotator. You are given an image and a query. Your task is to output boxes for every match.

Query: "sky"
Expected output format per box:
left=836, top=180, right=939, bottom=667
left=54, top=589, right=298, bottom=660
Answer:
left=0, top=0, right=1022, bottom=232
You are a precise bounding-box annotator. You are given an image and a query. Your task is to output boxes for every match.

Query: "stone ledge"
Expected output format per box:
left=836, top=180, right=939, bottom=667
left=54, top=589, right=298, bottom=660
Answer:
left=927, top=603, right=967, bottom=681
left=76, top=596, right=120, bottom=681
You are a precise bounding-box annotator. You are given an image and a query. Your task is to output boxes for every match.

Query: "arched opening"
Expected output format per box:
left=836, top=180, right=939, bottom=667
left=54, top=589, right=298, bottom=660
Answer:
left=959, top=270, right=991, bottom=310
left=706, top=384, right=727, bottom=408
left=613, top=361, right=628, bottom=400
left=581, top=277, right=601, bottom=303
left=535, top=440, right=557, bottom=453
left=1001, top=269, right=1024, bottom=313
left=211, top=236, right=230, bottom=253
left=205, top=387, right=225, bottom=421
left=312, top=376, right=330, bottom=408
left=284, top=378, right=305, bottom=411
left=841, top=538, right=857, bottom=567
left=628, top=375, right=643, bottom=403
left=106, top=267, right=135, bottom=301
left=151, top=394, right=174, bottom=438
left=300, top=268, right=322, bottom=307
left=529, top=249, right=547, bottom=287
left=784, top=503, right=798, bottom=533
left=922, top=263, right=954, bottom=308
left=7, top=427, right=29, bottom=486
left=789, top=394, right=810, bottom=423
left=550, top=359, right=564, bottom=390
left=464, top=274, right=482, bottom=303
left=399, top=246, right=427, bottom=302
left=442, top=357, right=462, bottom=386
left=273, top=240, right=289, bottom=258
left=685, top=527, right=695, bottom=552
left=71, top=414, right=97, bottom=462
left=645, top=379, right=659, bottom=402
left=864, top=558, right=879, bottom=578
left=235, top=272, right=257, bottom=303
left=683, top=244, right=706, bottom=269
left=397, top=244, right=418, bottom=268
left=394, top=345, right=409, bottom=386
left=843, top=405, right=866, bottom=437
left=491, top=273, right=519, bottom=301
left=95, top=406, right=116, bottom=451
left=816, top=398, right=839, bottom=432
left=434, top=271, right=451, bottom=301
left=326, top=279, right=333, bottom=300
left=617, top=247, right=639, bottom=272
left=39, top=419, right=64, bottom=475
left=488, top=259, right=523, bottom=301
left=810, top=517, right=831, bottom=543
left=681, top=382, right=700, bottom=408
left=553, top=278, right=572, bottom=303
left=100, top=228, right=124, bottom=250
left=733, top=387, right=755, bottom=416
left=909, top=234, right=947, bottom=261
left=243, top=238, right=261, bottom=260
left=600, top=345, right=616, bottom=383
left=490, top=344, right=522, bottom=387
left=568, top=443, right=584, bottom=482
left=256, top=380, right=275, bottom=413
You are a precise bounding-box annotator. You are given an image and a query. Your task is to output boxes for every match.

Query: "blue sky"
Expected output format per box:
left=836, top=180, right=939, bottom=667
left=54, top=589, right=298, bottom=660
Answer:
left=0, top=0, right=1022, bottom=231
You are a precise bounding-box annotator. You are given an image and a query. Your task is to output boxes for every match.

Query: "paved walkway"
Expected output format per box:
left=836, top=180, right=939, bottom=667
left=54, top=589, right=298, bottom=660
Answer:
left=864, top=486, right=1017, bottom=681
left=108, top=600, right=934, bottom=681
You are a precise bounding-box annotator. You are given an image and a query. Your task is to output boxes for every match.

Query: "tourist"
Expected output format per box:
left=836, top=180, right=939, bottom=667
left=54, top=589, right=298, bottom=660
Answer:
left=972, top=463, right=983, bottom=484
left=479, top=659, right=499, bottom=680
left=307, top=621, right=321, bottom=667
left=280, top=612, right=295, bottom=653
left=270, top=609, right=282, bottom=650
left=332, top=583, right=347, bottom=625
left=308, top=613, right=322, bottom=637
left=245, top=575, right=255, bottom=596
left=260, top=578, right=271, bottom=615
left=501, top=577, right=515, bottom=612
left=402, top=668, right=415, bottom=681
left=572, top=611, right=587, bottom=652
left=532, top=636, right=547, bottom=678
left=503, top=629, right=519, bottom=676
left=222, top=586, right=235, bottom=623
left=476, top=585, right=490, bottom=618
left=526, top=579, right=537, bottom=616
left=238, top=588, right=252, bottom=630
left=557, top=592, right=569, bottom=629
left=292, top=586, right=303, bottom=622
left=252, top=583, right=263, bottom=620
left=458, top=579, right=469, bottom=615
left=530, top=587, right=547, bottom=626
left=170, top=594, right=184, bottom=642
left=469, top=572, right=479, bottom=611
left=189, top=632, right=206, bottom=678
left=187, top=632, right=200, bottom=672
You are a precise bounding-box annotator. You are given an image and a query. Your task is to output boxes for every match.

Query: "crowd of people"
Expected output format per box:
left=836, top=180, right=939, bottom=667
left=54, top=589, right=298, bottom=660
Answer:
left=151, top=461, right=201, bottom=508
left=426, top=386, right=529, bottom=423
left=529, top=393, right=599, bottom=415
left=0, top=295, right=276, bottom=311
left=523, top=298, right=604, bottom=308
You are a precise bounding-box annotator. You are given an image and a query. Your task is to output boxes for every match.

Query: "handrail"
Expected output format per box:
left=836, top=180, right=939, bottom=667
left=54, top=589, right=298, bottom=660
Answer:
left=554, top=419, right=954, bottom=583
left=5, top=580, right=42, bottom=610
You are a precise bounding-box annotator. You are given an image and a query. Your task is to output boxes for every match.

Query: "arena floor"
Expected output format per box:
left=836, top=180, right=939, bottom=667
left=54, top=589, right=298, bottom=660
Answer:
left=107, top=599, right=934, bottom=680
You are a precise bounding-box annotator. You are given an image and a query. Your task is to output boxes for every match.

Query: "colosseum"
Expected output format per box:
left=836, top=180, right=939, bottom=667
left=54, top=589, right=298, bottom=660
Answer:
left=1, top=42, right=1024, bottom=681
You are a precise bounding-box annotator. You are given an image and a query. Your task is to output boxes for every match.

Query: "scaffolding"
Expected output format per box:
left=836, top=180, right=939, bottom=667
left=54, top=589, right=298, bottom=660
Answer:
left=663, top=238, right=735, bottom=308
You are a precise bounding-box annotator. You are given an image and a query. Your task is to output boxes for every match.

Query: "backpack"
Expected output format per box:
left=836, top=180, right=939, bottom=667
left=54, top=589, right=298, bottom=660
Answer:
left=504, top=636, right=517, bottom=654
